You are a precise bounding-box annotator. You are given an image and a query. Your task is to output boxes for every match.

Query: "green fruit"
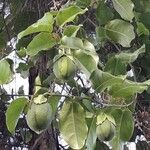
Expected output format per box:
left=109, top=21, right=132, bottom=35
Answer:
left=53, top=55, right=76, bottom=80
left=26, top=102, right=52, bottom=134
left=96, top=119, right=115, bottom=141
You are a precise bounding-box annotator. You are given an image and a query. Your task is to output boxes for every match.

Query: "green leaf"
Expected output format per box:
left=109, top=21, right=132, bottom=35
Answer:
left=48, top=95, right=60, bottom=120
left=33, top=95, right=47, bottom=104
left=59, top=101, right=88, bottom=149
left=96, top=0, right=114, bottom=25
left=62, top=37, right=99, bottom=77
left=62, top=36, right=96, bottom=52
left=105, top=19, right=135, bottom=47
left=73, top=49, right=99, bottom=78
left=113, top=45, right=145, bottom=63
left=63, top=25, right=82, bottom=37
left=27, top=33, right=58, bottom=56
left=104, top=45, right=145, bottom=75
left=61, top=36, right=84, bottom=49
left=137, top=22, right=149, bottom=36
left=96, top=113, right=116, bottom=125
left=112, top=0, right=134, bottom=21
left=86, top=117, right=97, bottom=150
left=109, top=83, right=146, bottom=98
left=18, top=12, right=54, bottom=39
left=90, top=69, right=148, bottom=99
left=82, top=98, right=94, bottom=113
left=105, top=58, right=126, bottom=75
left=110, top=109, right=123, bottom=150
left=56, top=6, right=87, bottom=27
left=120, top=110, right=134, bottom=141
left=96, top=26, right=107, bottom=43
left=6, top=97, right=28, bottom=134
left=110, top=109, right=134, bottom=150
left=0, top=60, right=13, bottom=84
left=83, top=40, right=96, bottom=52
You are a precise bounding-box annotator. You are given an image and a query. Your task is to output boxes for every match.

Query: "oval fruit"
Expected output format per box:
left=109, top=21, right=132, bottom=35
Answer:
left=53, top=55, right=76, bottom=80
left=96, top=119, right=115, bottom=141
left=26, top=102, right=52, bottom=134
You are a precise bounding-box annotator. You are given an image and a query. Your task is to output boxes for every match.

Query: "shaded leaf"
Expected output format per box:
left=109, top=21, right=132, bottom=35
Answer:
left=96, top=0, right=114, bottom=25
left=142, top=0, right=150, bottom=13
left=59, top=101, right=88, bottom=149
left=105, top=19, right=135, bottom=47
left=6, top=98, right=28, bottom=134
left=76, top=0, right=91, bottom=8
left=18, top=86, right=24, bottom=95
left=95, top=140, right=110, bottom=150
left=0, top=16, right=4, bottom=29
left=10, top=0, right=24, bottom=14
left=112, top=0, right=134, bottom=21
left=56, top=6, right=87, bottom=27
left=139, top=12, right=150, bottom=30
left=16, top=36, right=31, bottom=50
left=17, top=48, right=27, bottom=58
left=18, top=13, right=54, bottom=39
left=132, top=0, right=144, bottom=12
left=20, top=128, right=32, bottom=143
left=0, top=32, right=6, bottom=49
left=14, top=11, right=37, bottom=34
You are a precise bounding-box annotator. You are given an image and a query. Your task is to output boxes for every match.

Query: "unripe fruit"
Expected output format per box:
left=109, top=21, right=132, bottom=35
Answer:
left=26, top=102, right=52, bottom=134
left=53, top=55, right=76, bottom=80
left=96, top=119, right=115, bottom=141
